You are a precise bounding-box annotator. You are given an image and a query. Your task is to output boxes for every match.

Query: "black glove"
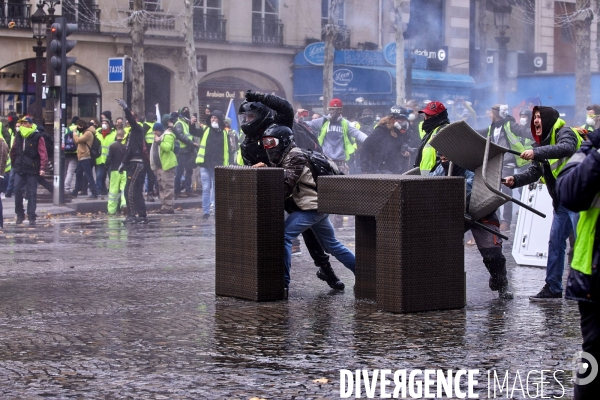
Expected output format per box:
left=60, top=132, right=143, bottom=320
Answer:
left=245, top=90, right=265, bottom=103
left=587, top=128, right=600, bottom=148
left=116, top=98, right=128, bottom=109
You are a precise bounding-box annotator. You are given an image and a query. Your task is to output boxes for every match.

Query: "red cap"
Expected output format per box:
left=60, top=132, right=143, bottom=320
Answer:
left=329, top=98, right=343, bottom=108
left=418, top=101, right=446, bottom=116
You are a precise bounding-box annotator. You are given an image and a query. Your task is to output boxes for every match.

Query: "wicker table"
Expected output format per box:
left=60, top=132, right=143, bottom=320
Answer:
left=318, top=175, right=466, bottom=313
left=214, top=166, right=285, bottom=301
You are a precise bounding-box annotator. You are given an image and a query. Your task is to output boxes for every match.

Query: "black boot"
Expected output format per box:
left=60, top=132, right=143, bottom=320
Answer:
left=483, top=257, right=513, bottom=299
left=316, top=263, right=345, bottom=290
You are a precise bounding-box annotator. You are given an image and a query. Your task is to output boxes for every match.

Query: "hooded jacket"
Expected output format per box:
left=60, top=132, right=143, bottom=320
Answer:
left=512, top=106, right=580, bottom=207
left=74, top=126, right=96, bottom=160
left=198, top=110, right=230, bottom=167
left=10, top=124, right=47, bottom=175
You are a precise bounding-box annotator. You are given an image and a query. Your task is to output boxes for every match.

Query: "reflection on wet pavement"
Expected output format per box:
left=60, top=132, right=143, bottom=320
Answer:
left=0, top=211, right=581, bottom=398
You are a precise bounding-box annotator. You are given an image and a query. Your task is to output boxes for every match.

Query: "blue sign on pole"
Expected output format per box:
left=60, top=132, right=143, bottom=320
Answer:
left=108, top=58, right=125, bottom=83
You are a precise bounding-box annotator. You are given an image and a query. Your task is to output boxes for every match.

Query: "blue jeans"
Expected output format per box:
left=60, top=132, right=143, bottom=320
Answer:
left=76, top=158, right=98, bottom=196
left=284, top=211, right=355, bottom=288
left=5, top=169, right=15, bottom=195
left=95, top=163, right=108, bottom=194
left=547, top=204, right=579, bottom=293
left=200, top=167, right=215, bottom=215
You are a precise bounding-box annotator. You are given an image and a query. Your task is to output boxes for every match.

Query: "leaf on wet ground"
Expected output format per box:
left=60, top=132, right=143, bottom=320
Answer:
left=313, top=378, right=330, bottom=384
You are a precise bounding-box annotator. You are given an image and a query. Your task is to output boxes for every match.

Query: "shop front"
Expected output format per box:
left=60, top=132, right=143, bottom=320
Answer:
left=0, top=59, right=101, bottom=120
left=198, top=68, right=285, bottom=118
left=292, top=43, right=475, bottom=117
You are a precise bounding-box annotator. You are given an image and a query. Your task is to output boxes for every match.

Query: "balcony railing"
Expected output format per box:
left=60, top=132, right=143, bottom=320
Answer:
left=193, top=13, right=226, bottom=42
left=63, top=3, right=101, bottom=32
left=0, top=1, right=31, bottom=30
left=321, top=22, right=351, bottom=49
left=252, top=17, right=283, bottom=46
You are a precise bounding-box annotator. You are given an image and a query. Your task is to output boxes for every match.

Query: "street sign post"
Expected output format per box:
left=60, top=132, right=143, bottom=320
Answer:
left=108, top=58, right=125, bottom=83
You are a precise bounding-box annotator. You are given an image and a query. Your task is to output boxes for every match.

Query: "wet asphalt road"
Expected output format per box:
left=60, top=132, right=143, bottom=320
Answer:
left=0, top=211, right=582, bottom=399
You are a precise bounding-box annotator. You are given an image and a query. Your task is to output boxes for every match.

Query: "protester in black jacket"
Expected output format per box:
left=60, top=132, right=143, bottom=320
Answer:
left=504, top=106, right=581, bottom=301
left=117, top=98, right=148, bottom=224
left=361, top=106, right=411, bottom=174
left=240, top=90, right=345, bottom=291
left=557, top=130, right=600, bottom=399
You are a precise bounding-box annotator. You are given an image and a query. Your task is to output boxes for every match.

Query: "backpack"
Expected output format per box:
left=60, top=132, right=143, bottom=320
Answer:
left=64, top=130, right=76, bottom=152
left=300, top=148, right=342, bottom=189
left=86, top=134, right=102, bottom=159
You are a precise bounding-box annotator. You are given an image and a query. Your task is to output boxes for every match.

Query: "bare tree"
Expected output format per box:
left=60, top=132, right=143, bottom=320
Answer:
left=130, top=0, right=146, bottom=114
left=183, top=0, right=199, bottom=114
left=322, top=0, right=343, bottom=111
left=574, top=1, right=593, bottom=123
left=393, top=0, right=409, bottom=104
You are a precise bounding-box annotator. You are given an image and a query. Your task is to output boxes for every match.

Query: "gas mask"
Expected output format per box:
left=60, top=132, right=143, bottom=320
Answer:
left=211, top=121, right=219, bottom=129
left=519, top=117, right=528, bottom=126
left=394, top=121, right=409, bottom=132
left=586, top=117, right=595, bottom=126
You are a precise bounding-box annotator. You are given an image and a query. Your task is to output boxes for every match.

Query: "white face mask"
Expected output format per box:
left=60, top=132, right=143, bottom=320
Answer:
left=519, top=117, right=528, bottom=126
left=102, top=123, right=108, bottom=130
left=586, top=117, right=595, bottom=126
left=211, top=121, right=219, bottom=129
left=15, top=126, right=20, bottom=132
left=394, top=121, right=408, bottom=131
left=408, top=113, right=416, bottom=122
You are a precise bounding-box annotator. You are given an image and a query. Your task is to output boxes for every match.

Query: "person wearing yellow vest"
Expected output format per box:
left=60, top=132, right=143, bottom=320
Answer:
left=95, top=117, right=117, bottom=196
left=414, top=101, right=450, bottom=175
left=105, top=129, right=127, bottom=215
left=150, top=122, right=178, bottom=214
left=503, top=106, right=582, bottom=300
left=485, top=104, right=532, bottom=231
left=195, top=110, right=230, bottom=219
left=0, top=130, right=9, bottom=229
left=304, top=98, right=367, bottom=228
left=581, top=104, right=600, bottom=134
left=173, top=107, right=201, bottom=198
left=143, top=112, right=158, bottom=202
left=557, top=131, right=600, bottom=398
left=3, top=113, right=18, bottom=198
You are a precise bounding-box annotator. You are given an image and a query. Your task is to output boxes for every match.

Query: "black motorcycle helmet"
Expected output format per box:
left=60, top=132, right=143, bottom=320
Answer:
left=262, top=123, right=294, bottom=166
left=239, top=101, right=274, bottom=139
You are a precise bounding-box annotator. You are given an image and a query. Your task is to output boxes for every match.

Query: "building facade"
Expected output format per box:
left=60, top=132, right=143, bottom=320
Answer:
left=1, top=0, right=598, bottom=123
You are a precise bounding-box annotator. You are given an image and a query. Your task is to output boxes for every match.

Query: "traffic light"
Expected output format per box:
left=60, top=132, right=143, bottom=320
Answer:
left=49, top=17, right=77, bottom=72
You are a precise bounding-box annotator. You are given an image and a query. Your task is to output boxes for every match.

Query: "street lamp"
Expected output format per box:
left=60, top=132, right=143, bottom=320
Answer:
left=31, top=3, right=48, bottom=124
left=494, top=0, right=512, bottom=103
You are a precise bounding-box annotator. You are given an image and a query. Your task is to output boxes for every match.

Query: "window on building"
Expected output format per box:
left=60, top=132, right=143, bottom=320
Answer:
left=193, top=0, right=224, bottom=40
left=129, top=0, right=161, bottom=12
left=252, top=0, right=278, bottom=21
left=252, top=0, right=282, bottom=45
left=404, top=0, right=444, bottom=51
left=321, top=0, right=345, bottom=26
left=553, top=1, right=575, bottom=73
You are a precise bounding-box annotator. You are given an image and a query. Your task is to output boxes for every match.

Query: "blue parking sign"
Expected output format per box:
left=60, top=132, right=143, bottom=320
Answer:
left=108, top=58, right=125, bottom=83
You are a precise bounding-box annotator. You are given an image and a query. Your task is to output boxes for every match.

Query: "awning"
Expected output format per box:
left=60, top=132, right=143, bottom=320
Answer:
left=293, top=64, right=475, bottom=106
